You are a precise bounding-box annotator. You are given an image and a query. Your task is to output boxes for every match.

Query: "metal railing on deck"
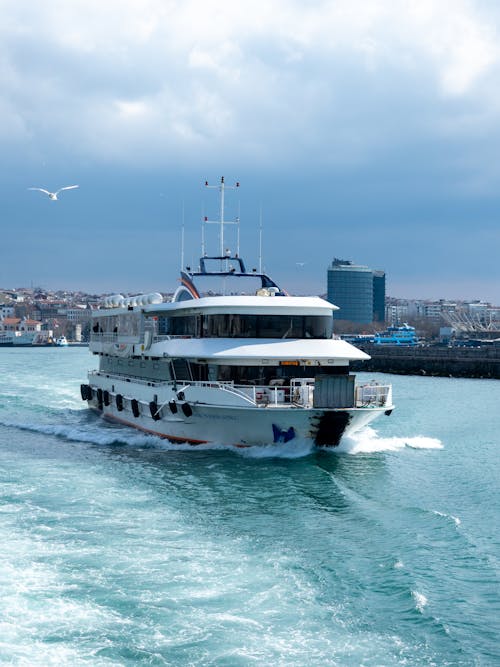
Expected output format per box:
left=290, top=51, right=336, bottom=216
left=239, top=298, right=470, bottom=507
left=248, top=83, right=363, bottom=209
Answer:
left=355, top=383, right=390, bottom=407
left=89, top=370, right=391, bottom=409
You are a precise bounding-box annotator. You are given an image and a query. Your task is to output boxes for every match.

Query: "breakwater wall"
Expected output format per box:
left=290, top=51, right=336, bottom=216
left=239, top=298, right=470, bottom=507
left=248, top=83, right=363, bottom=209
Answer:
left=351, top=344, right=500, bottom=379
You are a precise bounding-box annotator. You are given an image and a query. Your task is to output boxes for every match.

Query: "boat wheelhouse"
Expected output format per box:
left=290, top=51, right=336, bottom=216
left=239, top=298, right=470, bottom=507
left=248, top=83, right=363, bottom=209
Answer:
left=81, top=178, right=393, bottom=447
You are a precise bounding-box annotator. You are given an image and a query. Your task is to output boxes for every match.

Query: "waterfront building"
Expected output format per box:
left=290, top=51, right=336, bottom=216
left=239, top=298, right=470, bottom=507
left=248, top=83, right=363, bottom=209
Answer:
left=0, top=304, right=15, bottom=319
left=327, top=258, right=385, bottom=324
left=373, top=271, right=386, bottom=322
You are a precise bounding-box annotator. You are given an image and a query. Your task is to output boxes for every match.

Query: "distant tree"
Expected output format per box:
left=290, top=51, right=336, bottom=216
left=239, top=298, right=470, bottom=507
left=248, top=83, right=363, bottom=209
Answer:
left=407, top=317, right=441, bottom=340
left=332, top=320, right=383, bottom=335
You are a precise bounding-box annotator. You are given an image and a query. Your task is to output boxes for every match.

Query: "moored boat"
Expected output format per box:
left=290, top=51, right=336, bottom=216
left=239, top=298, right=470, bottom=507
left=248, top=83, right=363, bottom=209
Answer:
left=81, top=178, right=394, bottom=447
left=374, top=323, right=418, bottom=346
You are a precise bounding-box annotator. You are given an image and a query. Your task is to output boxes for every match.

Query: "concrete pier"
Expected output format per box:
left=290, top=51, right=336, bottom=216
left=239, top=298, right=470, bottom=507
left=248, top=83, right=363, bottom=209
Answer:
left=351, top=343, right=500, bottom=379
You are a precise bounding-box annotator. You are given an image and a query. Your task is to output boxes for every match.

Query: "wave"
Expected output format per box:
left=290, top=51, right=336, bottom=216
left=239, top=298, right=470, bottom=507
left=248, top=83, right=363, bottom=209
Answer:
left=0, top=417, right=315, bottom=458
left=336, top=426, right=443, bottom=454
left=0, top=418, right=441, bottom=460
left=412, top=590, right=428, bottom=613
left=432, top=510, right=461, bottom=527
left=0, top=418, right=162, bottom=448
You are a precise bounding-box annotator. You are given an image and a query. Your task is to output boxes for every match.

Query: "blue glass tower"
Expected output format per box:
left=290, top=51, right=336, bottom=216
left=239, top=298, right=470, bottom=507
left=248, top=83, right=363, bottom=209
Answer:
left=327, top=259, right=385, bottom=324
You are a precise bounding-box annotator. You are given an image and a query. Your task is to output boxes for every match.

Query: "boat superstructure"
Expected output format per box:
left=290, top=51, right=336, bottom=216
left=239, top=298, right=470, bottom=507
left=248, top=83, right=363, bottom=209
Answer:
left=374, top=323, right=418, bottom=346
left=82, top=178, right=393, bottom=447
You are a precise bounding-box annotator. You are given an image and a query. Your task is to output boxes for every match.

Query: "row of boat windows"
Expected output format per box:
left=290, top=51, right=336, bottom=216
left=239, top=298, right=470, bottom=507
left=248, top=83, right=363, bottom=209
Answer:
left=92, top=313, right=334, bottom=339
left=92, top=314, right=140, bottom=335
left=156, top=314, right=333, bottom=339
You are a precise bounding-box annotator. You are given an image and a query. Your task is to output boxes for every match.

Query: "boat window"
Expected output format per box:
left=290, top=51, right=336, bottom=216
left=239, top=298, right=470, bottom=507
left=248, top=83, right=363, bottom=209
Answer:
left=91, top=313, right=140, bottom=335
left=118, top=313, right=141, bottom=336
left=204, top=314, right=333, bottom=339
left=213, top=364, right=347, bottom=384
left=158, top=315, right=200, bottom=336
left=154, top=314, right=332, bottom=338
left=92, top=315, right=119, bottom=333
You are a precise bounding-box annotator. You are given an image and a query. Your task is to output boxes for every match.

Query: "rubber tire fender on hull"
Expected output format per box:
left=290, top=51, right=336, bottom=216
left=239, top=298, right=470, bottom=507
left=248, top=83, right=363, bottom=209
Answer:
left=181, top=402, right=193, bottom=418
left=80, top=384, right=92, bottom=401
left=149, top=401, right=161, bottom=421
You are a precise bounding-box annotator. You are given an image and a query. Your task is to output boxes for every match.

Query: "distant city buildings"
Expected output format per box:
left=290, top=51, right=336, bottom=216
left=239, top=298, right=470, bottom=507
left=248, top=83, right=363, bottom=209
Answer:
left=386, top=297, right=500, bottom=333
left=327, top=258, right=386, bottom=324
left=1, top=277, right=499, bottom=344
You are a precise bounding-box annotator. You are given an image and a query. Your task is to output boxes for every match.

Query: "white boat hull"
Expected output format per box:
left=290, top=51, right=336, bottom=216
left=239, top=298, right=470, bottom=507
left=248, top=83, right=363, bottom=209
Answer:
left=84, top=378, right=391, bottom=447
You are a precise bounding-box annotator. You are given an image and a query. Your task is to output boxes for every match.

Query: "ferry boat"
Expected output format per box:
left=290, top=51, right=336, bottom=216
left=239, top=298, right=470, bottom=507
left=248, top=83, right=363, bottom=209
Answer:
left=81, top=178, right=394, bottom=447
left=374, top=323, right=417, bottom=346
left=0, top=318, right=43, bottom=347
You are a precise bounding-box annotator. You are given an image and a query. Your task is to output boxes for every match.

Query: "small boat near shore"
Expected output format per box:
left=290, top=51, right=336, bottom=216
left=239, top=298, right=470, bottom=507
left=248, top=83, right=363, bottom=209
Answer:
left=55, top=335, right=69, bottom=347
left=81, top=178, right=394, bottom=447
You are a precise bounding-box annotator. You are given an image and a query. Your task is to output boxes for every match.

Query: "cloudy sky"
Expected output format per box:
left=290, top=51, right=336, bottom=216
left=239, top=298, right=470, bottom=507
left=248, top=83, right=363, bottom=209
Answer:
left=1, top=0, right=500, bottom=303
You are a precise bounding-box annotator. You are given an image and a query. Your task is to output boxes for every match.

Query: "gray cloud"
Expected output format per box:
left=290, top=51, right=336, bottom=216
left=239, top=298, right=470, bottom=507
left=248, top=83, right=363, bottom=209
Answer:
left=1, top=0, right=500, bottom=302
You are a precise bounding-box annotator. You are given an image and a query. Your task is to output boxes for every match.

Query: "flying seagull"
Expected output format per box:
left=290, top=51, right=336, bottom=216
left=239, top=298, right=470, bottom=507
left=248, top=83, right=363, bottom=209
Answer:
left=28, top=185, right=79, bottom=200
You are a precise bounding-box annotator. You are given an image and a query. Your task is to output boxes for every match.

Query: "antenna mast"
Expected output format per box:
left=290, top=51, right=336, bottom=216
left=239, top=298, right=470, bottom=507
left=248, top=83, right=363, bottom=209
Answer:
left=180, top=200, right=185, bottom=270
left=259, top=204, right=263, bottom=273
left=204, top=176, right=240, bottom=256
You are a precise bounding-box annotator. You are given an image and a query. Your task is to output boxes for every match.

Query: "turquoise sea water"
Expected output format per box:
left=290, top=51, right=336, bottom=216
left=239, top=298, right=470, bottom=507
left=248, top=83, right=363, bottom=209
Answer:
left=0, top=347, right=499, bottom=666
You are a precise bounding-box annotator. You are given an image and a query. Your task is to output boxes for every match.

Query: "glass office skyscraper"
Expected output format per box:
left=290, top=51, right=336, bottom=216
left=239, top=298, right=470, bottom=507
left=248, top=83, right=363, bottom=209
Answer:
left=373, top=270, right=386, bottom=322
left=327, top=258, right=385, bottom=324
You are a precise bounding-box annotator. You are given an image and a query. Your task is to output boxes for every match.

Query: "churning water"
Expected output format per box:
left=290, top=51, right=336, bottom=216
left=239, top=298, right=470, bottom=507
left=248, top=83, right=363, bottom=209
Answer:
left=0, top=347, right=499, bottom=666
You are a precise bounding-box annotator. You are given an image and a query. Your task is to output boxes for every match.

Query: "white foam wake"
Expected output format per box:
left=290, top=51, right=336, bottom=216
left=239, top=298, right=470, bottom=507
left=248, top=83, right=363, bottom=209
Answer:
left=0, top=418, right=315, bottom=458
left=432, top=510, right=461, bottom=526
left=336, top=426, right=443, bottom=454
left=0, top=418, right=441, bottom=459
left=0, top=418, right=162, bottom=448
left=412, top=590, right=428, bottom=613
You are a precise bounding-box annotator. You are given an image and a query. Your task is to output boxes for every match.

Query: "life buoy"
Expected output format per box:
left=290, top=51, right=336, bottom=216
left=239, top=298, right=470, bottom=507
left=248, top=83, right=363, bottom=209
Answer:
left=181, top=402, right=192, bottom=418
left=103, top=390, right=110, bottom=406
left=149, top=401, right=161, bottom=421
left=169, top=401, right=177, bottom=414
left=131, top=399, right=140, bottom=418
left=116, top=394, right=124, bottom=411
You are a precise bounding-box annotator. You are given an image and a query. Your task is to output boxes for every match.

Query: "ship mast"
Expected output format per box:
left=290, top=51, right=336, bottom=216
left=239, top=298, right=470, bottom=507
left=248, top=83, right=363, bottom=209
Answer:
left=204, top=176, right=240, bottom=258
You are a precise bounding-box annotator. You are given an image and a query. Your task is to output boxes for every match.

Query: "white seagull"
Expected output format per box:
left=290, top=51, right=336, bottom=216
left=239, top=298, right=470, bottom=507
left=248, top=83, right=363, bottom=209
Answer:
left=28, top=185, right=79, bottom=200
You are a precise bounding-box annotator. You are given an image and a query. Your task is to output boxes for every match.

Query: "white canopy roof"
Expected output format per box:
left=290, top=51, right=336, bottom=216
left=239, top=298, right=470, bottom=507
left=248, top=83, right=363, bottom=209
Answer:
left=144, top=295, right=339, bottom=317
left=154, top=337, right=370, bottom=362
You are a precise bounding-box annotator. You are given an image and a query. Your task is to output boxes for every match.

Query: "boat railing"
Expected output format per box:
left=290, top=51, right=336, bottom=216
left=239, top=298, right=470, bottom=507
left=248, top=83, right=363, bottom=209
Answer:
left=355, top=383, right=391, bottom=407
left=90, top=332, right=120, bottom=343
left=89, top=370, right=173, bottom=388
left=89, top=372, right=391, bottom=409
left=170, top=379, right=308, bottom=407
left=152, top=335, right=195, bottom=342
left=230, top=379, right=315, bottom=407
left=90, top=332, right=187, bottom=345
